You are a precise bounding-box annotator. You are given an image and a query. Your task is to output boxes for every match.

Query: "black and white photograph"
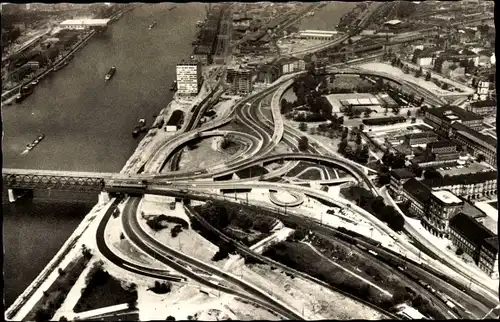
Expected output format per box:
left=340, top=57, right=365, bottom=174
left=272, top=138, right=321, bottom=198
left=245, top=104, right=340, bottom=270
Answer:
left=1, top=1, right=498, bottom=321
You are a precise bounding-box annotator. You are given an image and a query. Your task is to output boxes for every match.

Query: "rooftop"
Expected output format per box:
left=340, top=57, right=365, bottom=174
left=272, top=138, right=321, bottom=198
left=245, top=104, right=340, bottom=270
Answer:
left=426, top=105, right=483, bottom=122
left=406, top=132, right=438, bottom=139
left=431, top=190, right=463, bottom=205
left=451, top=122, right=496, bottom=149
left=423, top=171, right=497, bottom=187
left=484, top=236, right=499, bottom=252
left=403, top=178, right=431, bottom=203
left=298, top=29, right=339, bottom=36
left=450, top=213, right=497, bottom=253
left=470, top=99, right=496, bottom=108
left=428, top=139, right=456, bottom=150
left=391, top=168, right=417, bottom=180
left=60, top=19, right=110, bottom=26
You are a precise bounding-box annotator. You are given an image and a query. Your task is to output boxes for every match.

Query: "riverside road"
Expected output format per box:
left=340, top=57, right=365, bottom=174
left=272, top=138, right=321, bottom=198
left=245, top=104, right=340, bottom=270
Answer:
left=3, top=3, right=205, bottom=308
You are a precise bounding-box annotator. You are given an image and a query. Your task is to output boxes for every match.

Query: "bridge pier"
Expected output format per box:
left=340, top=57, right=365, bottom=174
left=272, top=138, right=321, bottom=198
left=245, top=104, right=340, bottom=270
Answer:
left=8, top=189, right=18, bottom=203
left=98, top=191, right=111, bottom=205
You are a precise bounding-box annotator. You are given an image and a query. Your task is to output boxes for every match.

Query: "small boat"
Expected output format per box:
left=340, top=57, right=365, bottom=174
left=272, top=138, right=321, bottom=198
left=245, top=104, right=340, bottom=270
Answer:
left=105, top=66, right=116, bottom=81
left=25, top=134, right=45, bottom=151
left=132, top=129, right=140, bottom=138
left=148, top=21, right=156, bottom=30
left=139, top=118, right=146, bottom=126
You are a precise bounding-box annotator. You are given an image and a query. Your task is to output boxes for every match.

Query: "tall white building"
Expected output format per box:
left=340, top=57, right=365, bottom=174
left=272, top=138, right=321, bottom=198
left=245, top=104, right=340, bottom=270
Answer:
left=176, top=62, right=202, bottom=95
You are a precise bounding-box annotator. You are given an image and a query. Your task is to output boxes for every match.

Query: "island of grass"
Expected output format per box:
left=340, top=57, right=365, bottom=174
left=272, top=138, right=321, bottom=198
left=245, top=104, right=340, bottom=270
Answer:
left=145, top=214, right=189, bottom=232
left=73, top=261, right=138, bottom=313
left=187, top=201, right=279, bottom=261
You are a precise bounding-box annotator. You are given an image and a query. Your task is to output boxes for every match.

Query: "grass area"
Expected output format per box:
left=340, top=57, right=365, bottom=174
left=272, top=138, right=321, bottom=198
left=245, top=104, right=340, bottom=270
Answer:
left=92, top=313, right=140, bottom=321
left=235, top=165, right=268, bottom=179
left=327, top=76, right=376, bottom=91
left=296, top=168, right=323, bottom=180
left=145, top=214, right=189, bottom=232
left=275, top=230, right=446, bottom=319
left=192, top=201, right=276, bottom=247
left=25, top=251, right=92, bottom=322
left=73, top=262, right=138, bottom=313
left=262, top=241, right=393, bottom=309
left=284, top=161, right=318, bottom=177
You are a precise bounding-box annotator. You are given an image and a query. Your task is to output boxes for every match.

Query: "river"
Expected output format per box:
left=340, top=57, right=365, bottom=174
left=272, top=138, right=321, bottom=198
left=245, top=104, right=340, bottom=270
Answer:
left=2, top=3, right=206, bottom=308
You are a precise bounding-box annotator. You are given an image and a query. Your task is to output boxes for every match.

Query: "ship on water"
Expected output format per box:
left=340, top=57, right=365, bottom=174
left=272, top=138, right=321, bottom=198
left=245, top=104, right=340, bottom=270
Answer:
left=105, top=66, right=116, bottom=81
left=15, top=84, right=34, bottom=103
left=148, top=21, right=156, bottom=30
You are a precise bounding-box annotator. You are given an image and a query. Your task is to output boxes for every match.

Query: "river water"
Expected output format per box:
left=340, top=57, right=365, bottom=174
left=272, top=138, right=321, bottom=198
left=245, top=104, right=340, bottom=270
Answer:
left=2, top=3, right=206, bottom=308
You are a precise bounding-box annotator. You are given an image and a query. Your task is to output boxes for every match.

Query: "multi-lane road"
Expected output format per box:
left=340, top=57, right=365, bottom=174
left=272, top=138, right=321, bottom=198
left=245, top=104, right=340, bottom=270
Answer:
left=98, top=45, right=500, bottom=319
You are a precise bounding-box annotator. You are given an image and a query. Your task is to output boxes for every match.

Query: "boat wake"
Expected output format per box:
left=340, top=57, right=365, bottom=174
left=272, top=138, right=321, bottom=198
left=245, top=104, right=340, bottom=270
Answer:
left=20, top=150, right=29, bottom=155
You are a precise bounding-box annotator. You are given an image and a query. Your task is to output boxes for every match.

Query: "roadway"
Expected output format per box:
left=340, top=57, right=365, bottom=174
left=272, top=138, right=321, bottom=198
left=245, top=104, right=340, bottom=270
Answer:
left=121, top=197, right=305, bottom=320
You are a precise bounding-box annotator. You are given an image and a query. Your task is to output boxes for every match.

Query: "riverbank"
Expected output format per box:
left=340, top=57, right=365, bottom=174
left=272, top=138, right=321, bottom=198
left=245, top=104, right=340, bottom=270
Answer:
left=1, top=6, right=134, bottom=105
left=5, top=199, right=111, bottom=320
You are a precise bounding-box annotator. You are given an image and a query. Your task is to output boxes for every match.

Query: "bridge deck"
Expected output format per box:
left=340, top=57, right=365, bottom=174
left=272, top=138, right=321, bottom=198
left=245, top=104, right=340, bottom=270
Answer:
left=3, top=169, right=116, bottom=178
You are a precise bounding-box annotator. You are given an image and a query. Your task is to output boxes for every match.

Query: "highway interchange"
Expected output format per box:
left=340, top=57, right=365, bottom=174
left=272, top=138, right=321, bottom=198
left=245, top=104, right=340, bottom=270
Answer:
left=91, top=7, right=500, bottom=317
left=98, top=57, right=500, bottom=319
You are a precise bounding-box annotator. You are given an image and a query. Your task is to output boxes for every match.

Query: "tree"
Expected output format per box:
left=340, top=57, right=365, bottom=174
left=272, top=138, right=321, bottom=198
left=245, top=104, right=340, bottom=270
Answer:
left=355, top=132, right=362, bottom=146
left=403, top=64, right=410, bottom=74
left=166, top=316, right=176, bottom=321
left=364, top=110, right=372, bottom=118
left=338, top=139, right=348, bottom=154
left=298, top=136, right=309, bottom=151
left=298, top=122, right=308, bottom=131
left=476, top=154, right=486, bottom=162
left=456, top=248, right=464, bottom=256
left=407, top=110, right=412, bottom=118
left=411, top=117, right=416, bottom=123
left=415, top=66, right=423, bottom=78
left=424, top=168, right=442, bottom=180
left=425, top=71, right=431, bottom=81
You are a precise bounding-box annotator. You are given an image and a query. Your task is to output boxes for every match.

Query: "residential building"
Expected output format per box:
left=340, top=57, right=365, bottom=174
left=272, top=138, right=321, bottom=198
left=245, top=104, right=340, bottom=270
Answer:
left=389, top=168, right=417, bottom=201
left=422, top=171, right=497, bottom=201
left=427, top=140, right=457, bottom=154
left=466, top=99, right=496, bottom=116
left=449, top=213, right=498, bottom=279
left=405, top=132, right=439, bottom=146
left=401, top=178, right=431, bottom=218
left=424, top=105, right=484, bottom=133
left=279, top=57, right=306, bottom=75
left=176, top=62, right=202, bottom=95
left=423, top=190, right=464, bottom=238
left=448, top=122, right=496, bottom=166
left=226, top=68, right=253, bottom=95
